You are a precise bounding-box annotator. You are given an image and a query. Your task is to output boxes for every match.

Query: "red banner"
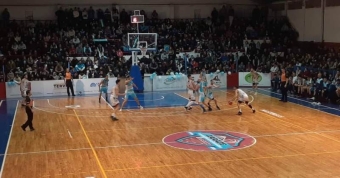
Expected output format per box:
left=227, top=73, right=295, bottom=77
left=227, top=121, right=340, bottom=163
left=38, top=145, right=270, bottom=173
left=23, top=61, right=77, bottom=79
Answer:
left=0, top=82, right=5, bottom=98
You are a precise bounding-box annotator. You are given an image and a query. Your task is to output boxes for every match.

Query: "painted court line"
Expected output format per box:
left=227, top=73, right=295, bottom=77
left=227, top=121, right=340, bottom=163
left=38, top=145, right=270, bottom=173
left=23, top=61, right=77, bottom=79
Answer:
left=47, top=99, right=62, bottom=109
left=67, top=129, right=73, bottom=139
left=42, top=150, right=340, bottom=176
left=103, top=150, right=340, bottom=172
left=72, top=110, right=107, bottom=178
left=6, top=129, right=340, bottom=156
left=258, top=88, right=340, bottom=113
left=0, top=101, right=19, bottom=178
left=122, top=95, right=165, bottom=101
left=260, top=109, right=284, bottom=118
left=257, top=90, right=340, bottom=118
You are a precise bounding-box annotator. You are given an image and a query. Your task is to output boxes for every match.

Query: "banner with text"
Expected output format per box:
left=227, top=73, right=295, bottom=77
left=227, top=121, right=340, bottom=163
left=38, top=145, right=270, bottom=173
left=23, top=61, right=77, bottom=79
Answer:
left=151, top=74, right=226, bottom=91
left=5, top=78, right=117, bottom=98
left=238, top=72, right=271, bottom=87
left=153, top=75, right=188, bottom=91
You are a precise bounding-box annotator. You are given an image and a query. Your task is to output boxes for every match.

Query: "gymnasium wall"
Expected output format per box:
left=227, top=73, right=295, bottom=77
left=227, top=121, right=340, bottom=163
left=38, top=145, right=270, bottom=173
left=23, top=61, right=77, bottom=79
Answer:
left=0, top=0, right=255, bottom=20
left=273, top=0, right=340, bottom=43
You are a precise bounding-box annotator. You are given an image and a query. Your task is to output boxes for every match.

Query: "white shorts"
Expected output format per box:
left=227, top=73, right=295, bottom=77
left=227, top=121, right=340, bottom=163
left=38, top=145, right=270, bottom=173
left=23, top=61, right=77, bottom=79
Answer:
left=110, top=95, right=119, bottom=107
left=188, top=90, right=195, bottom=100
left=21, top=88, right=27, bottom=97
left=238, top=94, right=249, bottom=102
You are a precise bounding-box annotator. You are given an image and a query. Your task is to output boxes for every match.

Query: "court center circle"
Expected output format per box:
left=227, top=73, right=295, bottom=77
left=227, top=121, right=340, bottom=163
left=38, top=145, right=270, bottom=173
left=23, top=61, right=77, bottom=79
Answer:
left=162, top=130, right=256, bottom=151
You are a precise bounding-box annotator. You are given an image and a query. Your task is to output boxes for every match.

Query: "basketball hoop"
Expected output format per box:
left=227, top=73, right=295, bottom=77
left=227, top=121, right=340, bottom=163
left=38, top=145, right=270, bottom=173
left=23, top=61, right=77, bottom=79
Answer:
left=141, top=47, right=147, bottom=56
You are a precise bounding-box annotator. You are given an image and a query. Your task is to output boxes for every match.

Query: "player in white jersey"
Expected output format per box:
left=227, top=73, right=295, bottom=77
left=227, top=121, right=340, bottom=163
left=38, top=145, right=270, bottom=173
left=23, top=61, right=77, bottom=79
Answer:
left=119, top=75, right=143, bottom=111
left=206, top=79, right=220, bottom=111
left=251, top=68, right=259, bottom=95
left=109, top=79, right=123, bottom=121
left=185, top=74, right=198, bottom=111
left=229, top=86, right=256, bottom=115
left=17, top=74, right=29, bottom=106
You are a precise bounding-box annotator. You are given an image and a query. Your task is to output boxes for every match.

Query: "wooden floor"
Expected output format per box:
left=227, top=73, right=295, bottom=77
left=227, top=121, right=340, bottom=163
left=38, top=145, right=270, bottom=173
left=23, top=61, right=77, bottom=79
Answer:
left=2, top=90, right=340, bottom=178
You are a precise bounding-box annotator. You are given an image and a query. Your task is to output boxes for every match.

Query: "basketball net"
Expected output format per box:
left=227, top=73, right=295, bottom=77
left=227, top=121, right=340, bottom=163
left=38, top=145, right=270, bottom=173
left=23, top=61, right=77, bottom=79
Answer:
left=141, top=47, right=147, bottom=56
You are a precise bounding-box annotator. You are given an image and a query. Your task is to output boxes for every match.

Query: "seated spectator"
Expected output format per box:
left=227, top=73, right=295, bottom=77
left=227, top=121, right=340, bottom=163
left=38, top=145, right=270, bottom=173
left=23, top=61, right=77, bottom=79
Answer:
left=70, top=36, right=81, bottom=45
left=18, top=41, right=26, bottom=51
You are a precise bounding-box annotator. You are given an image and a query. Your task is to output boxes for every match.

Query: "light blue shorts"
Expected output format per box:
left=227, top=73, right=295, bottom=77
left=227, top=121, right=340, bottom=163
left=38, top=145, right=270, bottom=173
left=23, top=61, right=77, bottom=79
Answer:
left=125, top=92, right=137, bottom=99
left=207, top=93, right=214, bottom=100
left=100, top=87, right=108, bottom=93
left=199, top=93, right=205, bottom=103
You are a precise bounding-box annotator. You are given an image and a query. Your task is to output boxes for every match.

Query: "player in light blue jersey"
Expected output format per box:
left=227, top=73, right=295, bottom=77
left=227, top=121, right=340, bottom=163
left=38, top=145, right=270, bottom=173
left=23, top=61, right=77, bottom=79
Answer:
left=206, top=80, right=220, bottom=111
left=99, top=75, right=109, bottom=103
left=119, top=75, right=143, bottom=111
left=196, top=77, right=208, bottom=113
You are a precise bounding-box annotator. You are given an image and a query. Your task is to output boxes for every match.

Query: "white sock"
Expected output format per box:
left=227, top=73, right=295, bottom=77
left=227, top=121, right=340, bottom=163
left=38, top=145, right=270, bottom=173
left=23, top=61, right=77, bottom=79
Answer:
left=112, top=113, right=116, bottom=117
left=239, top=109, right=242, bottom=112
left=186, top=101, right=195, bottom=107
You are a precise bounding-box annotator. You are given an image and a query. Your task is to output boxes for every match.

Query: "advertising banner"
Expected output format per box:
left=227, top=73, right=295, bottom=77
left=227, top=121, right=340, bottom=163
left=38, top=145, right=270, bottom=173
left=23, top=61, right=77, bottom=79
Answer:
left=238, top=72, right=271, bottom=87
left=5, top=78, right=117, bottom=98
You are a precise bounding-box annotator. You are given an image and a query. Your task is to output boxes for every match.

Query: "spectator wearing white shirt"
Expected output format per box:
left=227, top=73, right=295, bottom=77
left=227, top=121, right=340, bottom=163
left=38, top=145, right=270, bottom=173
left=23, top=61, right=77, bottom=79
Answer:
left=11, top=43, right=18, bottom=51
left=270, top=63, right=279, bottom=77
left=73, top=8, right=79, bottom=19
left=161, top=52, right=168, bottom=60
left=14, top=33, right=21, bottom=42
left=82, top=8, right=88, bottom=20
left=96, top=44, right=105, bottom=58
left=18, top=41, right=26, bottom=50
left=68, top=29, right=75, bottom=37
left=70, top=36, right=80, bottom=44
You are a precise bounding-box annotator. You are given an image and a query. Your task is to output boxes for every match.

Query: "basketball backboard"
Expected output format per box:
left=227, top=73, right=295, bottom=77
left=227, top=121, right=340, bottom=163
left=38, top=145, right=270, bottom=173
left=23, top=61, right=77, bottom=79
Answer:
left=127, top=33, right=157, bottom=51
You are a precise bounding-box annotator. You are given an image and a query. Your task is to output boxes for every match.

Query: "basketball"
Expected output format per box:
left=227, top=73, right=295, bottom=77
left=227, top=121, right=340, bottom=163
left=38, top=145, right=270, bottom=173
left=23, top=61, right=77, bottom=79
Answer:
left=228, top=101, right=233, bottom=105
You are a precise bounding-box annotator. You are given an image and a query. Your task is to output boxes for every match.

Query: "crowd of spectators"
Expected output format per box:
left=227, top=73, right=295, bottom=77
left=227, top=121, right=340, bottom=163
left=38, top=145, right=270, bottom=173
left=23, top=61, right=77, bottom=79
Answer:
left=0, top=5, right=339, bottom=105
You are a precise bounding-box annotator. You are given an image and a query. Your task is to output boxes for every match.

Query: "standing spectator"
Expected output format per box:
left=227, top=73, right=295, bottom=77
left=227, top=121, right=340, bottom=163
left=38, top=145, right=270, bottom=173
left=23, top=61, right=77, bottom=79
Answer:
left=88, top=7, right=95, bottom=20
left=152, top=10, right=158, bottom=20
left=228, top=6, right=234, bottom=26
left=211, top=8, right=218, bottom=24
left=55, top=7, right=65, bottom=27
left=82, top=8, right=88, bottom=20
left=2, top=8, right=10, bottom=25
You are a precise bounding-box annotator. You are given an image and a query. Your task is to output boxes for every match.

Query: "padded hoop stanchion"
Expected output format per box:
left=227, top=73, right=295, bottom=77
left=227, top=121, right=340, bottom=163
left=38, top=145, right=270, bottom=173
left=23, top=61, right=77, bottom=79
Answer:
left=130, top=65, right=144, bottom=93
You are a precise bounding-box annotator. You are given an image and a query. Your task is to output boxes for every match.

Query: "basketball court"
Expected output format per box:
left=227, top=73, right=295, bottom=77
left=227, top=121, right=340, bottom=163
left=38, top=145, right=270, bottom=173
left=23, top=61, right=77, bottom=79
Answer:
left=1, top=9, right=340, bottom=178
left=1, top=89, right=340, bottom=178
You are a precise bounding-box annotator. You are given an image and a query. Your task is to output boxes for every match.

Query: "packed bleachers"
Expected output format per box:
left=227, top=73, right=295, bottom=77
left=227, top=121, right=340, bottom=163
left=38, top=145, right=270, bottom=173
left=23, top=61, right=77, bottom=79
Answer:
left=0, top=6, right=339, bottom=105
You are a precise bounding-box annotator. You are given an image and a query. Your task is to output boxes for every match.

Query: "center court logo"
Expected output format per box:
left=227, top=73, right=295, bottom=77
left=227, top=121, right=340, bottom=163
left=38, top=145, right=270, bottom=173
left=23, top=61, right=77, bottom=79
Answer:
left=164, top=77, right=176, bottom=85
left=162, top=130, right=256, bottom=151
left=245, top=73, right=262, bottom=83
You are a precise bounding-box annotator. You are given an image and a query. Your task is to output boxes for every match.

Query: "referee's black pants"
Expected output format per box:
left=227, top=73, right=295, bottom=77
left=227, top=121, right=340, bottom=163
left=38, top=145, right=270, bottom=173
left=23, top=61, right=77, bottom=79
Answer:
left=23, top=108, right=34, bottom=130
left=280, top=81, right=288, bottom=102
left=66, top=80, right=75, bottom=96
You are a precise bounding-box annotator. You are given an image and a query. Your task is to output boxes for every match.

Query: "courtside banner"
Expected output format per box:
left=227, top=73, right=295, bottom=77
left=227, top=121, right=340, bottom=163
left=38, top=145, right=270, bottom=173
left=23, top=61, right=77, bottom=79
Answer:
left=6, top=81, right=45, bottom=98
left=74, top=78, right=117, bottom=95
left=206, top=73, right=227, bottom=88
left=193, top=73, right=226, bottom=88
left=153, top=75, right=188, bottom=91
left=5, top=78, right=117, bottom=98
left=238, top=72, right=271, bottom=87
